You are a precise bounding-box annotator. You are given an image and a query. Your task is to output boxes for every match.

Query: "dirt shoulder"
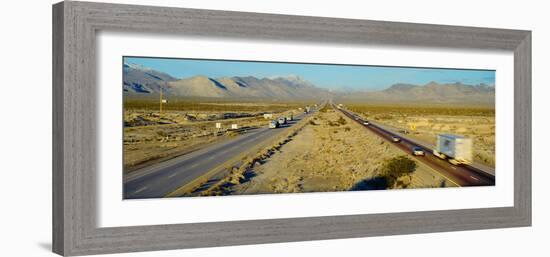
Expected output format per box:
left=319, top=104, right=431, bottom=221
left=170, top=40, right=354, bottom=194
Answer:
left=216, top=107, right=456, bottom=195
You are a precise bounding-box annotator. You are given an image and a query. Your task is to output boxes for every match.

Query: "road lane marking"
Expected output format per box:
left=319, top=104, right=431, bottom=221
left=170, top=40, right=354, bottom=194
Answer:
left=168, top=173, right=178, bottom=178
left=336, top=107, right=463, bottom=187
left=134, top=186, right=148, bottom=194
left=341, top=108, right=497, bottom=186
left=164, top=110, right=318, bottom=198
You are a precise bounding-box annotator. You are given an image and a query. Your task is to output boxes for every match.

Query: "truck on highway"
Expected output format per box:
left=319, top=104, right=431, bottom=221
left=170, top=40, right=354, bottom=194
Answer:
left=278, top=117, right=287, bottom=125
left=286, top=113, right=293, bottom=121
left=433, top=134, right=473, bottom=165
left=269, top=120, right=279, bottom=129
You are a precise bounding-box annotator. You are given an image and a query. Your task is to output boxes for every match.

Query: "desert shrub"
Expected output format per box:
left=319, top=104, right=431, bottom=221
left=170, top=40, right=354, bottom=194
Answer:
left=226, top=131, right=239, bottom=137
left=337, top=116, right=347, bottom=125
left=374, top=114, right=394, bottom=120
left=344, top=127, right=351, bottom=132
left=319, top=105, right=331, bottom=113
left=309, top=120, right=317, bottom=126
left=381, top=156, right=417, bottom=189
left=156, top=130, right=168, bottom=137
left=328, top=116, right=347, bottom=127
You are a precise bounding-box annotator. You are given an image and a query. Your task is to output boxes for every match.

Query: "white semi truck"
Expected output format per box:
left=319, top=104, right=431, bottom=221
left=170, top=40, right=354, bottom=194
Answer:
left=433, top=134, right=473, bottom=165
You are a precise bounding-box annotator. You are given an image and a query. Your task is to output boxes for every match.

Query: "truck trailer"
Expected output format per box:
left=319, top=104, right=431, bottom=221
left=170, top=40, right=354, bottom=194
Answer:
left=286, top=113, right=293, bottom=121
left=433, top=134, right=473, bottom=165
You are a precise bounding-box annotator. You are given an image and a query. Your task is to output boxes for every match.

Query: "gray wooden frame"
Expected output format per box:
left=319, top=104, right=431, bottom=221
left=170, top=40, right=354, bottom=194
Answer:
left=52, top=1, right=531, bottom=256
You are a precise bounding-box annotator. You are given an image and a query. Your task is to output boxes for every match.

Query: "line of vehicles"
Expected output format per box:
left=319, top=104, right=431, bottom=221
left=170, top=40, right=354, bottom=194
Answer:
left=268, top=113, right=294, bottom=129
left=267, top=104, right=315, bottom=129
left=345, top=107, right=473, bottom=166
left=389, top=133, right=472, bottom=165
left=267, top=102, right=474, bottom=166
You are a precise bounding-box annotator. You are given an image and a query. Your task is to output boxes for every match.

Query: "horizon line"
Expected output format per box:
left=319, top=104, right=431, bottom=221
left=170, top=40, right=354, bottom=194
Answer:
left=123, top=56, right=496, bottom=91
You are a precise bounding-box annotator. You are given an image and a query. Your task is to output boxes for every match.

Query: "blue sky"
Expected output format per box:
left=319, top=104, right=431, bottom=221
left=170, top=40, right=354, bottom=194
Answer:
left=124, top=56, right=495, bottom=91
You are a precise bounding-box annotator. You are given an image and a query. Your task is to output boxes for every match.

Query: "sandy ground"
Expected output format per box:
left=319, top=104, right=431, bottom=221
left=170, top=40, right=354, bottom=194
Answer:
left=223, top=107, right=454, bottom=195
left=123, top=108, right=299, bottom=173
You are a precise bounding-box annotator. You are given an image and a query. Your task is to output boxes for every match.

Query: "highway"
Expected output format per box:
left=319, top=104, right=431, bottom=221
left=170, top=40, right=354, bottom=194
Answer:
left=125, top=100, right=493, bottom=199
left=333, top=104, right=495, bottom=187
left=124, top=108, right=316, bottom=199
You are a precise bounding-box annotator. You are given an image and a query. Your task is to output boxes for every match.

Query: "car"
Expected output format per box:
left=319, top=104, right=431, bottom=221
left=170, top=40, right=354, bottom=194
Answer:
left=391, top=136, right=401, bottom=142
left=363, top=121, right=370, bottom=125
left=412, top=146, right=425, bottom=156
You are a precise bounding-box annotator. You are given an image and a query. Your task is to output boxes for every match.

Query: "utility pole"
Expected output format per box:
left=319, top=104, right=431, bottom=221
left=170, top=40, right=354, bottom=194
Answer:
left=159, top=84, right=163, bottom=115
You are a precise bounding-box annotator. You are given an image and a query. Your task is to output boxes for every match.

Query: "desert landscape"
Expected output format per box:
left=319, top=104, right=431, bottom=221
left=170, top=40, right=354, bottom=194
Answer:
left=124, top=100, right=305, bottom=173
left=178, top=104, right=456, bottom=197
left=344, top=103, right=495, bottom=168
left=122, top=57, right=496, bottom=199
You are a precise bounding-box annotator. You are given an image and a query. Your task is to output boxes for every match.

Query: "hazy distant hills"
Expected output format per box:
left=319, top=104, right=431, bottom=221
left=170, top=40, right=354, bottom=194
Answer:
left=168, top=75, right=334, bottom=99
left=123, top=63, right=177, bottom=94
left=123, top=63, right=332, bottom=100
left=123, top=62, right=494, bottom=105
left=337, top=82, right=495, bottom=105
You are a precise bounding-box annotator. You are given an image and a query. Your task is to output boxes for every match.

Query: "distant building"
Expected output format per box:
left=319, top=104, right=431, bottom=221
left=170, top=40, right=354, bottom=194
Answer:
left=263, top=113, right=274, bottom=119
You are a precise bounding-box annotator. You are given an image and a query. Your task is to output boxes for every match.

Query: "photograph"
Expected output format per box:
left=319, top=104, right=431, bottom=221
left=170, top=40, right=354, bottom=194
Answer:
left=122, top=56, right=496, bottom=199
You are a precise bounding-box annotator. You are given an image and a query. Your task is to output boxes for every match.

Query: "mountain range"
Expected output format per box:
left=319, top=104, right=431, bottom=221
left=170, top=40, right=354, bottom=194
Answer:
left=123, top=63, right=332, bottom=100
left=123, top=62, right=494, bottom=104
left=337, top=82, right=495, bottom=104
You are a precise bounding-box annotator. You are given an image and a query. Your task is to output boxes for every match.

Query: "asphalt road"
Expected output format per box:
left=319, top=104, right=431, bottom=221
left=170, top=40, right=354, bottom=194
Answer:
left=124, top=109, right=315, bottom=199
left=334, top=104, right=495, bottom=187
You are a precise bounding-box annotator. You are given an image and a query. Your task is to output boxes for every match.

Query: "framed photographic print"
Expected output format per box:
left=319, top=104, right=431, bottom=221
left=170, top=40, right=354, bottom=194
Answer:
left=53, top=1, right=531, bottom=256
